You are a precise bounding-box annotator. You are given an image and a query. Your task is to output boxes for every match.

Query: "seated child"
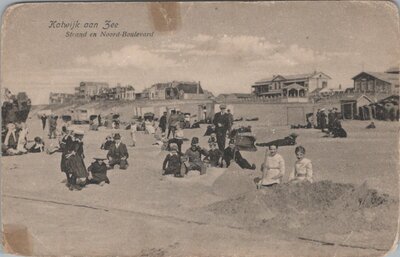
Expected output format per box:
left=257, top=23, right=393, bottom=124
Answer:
left=29, top=137, right=45, bottom=153
left=101, top=135, right=114, bottom=150
left=288, top=146, right=313, bottom=183
left=184, top=137, right=208, bottom=175
left=162, top=144, right=183, bottom=177
left=222, top=139, right=256, bottom=170
left=87, top=157, right=110, bottom=185
left=208, top=133, right=217, bottom=144
left=204, top=142, right=222, bottom=167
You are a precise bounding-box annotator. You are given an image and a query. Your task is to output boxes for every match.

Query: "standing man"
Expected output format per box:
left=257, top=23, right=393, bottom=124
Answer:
left=107, top=133, right=129, bottom=170
left=213, top=104, right=230, bottom=151
left=41, top=114, right=47, bottom=130
left=159, top=111, right=167, bottom=134
left=167, top=110, right=179, bottom=138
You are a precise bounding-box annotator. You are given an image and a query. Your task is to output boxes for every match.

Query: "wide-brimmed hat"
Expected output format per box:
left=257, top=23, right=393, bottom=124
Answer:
left=220, top=104, right=227, bottom=109
left=191, top=137, right=199, bottom=145
left=289, top=133, right=298, bottom=138
left=113, top=133, right=121, bottom=139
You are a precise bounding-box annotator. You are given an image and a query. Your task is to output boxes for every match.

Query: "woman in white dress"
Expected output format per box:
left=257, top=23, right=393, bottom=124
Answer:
left=258, top=144, right=285, bottom=188
left=289, top=146, right=313, bottom=183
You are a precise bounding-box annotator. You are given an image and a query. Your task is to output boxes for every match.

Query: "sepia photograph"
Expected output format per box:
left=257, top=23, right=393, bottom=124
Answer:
left=1, top=1, right=399, bottom=256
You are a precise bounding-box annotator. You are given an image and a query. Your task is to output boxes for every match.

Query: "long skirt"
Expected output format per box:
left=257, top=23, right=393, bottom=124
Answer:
left=66, top=155, right=88, bottom=178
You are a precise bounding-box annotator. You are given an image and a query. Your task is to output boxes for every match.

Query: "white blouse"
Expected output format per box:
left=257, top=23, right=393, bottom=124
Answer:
left=261, top=153, right=285, bottom=185
left=289, top=158, right=313, bottom=183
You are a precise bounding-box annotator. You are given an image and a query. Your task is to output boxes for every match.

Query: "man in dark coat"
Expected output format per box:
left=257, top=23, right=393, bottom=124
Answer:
left=41, top=114, right=47, bottom=130
left=222, top=139, right=256, bottom=170
left=213, top=104, right=230, bottom=151
left=87, top=157, right=110, bottom=185
left=159, top=111, right=168, bottom=133
left=107, top=133, right=129, bottom=170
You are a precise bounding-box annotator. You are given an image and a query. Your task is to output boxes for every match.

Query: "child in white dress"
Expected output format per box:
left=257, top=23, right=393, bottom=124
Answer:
left=289, top=146, right=313, bottom=183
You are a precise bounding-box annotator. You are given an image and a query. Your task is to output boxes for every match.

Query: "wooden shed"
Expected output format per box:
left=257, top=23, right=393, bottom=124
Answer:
left=340, top=94, right=373, bottom=119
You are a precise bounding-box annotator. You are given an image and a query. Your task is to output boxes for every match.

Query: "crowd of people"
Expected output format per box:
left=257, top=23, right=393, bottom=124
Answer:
left=3, top=103, right=319, bottom=192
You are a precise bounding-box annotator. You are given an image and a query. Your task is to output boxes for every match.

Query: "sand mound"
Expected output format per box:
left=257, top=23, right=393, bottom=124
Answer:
left=207, top=180, right=396, bottom=237
left=211, top=167, right=256, bottom=198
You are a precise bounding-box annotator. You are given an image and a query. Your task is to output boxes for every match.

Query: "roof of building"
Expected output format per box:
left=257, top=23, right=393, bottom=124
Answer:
left=176, top=83, right=204, bottom=94
left=254, top=71, right=331, bottom=84
left=385, top=66, right=399, bottom=74
left=283, top=83, right=306, bottom=90
left=231, top=93, right=253, bottom=98
left=80, top=82, right=109, bottom=87
left=352, top=72, right=399, bottom=85
left=340, top=94, right=374, bottom=103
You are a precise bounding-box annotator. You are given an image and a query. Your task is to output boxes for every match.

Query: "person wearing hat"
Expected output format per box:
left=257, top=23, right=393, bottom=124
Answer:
left=158, top=111, right=168, bottom=133
left=100, top=135, right=114, bottom=150
left=213, top=104, right=230, bottom=151
left=222, top=139, right=256, bottom=170
left=208, top=133, right=217, bottom=144
left=184, top=137, right=208, bottom=175
left=258, top=144, right=285, bottom=188
left=204, top=142, right=222, bottom=167
left=64, top=130, right=88, bottom=191
left=107, top=133, right=129, bottom=170
left=162, top=143, right=182, bottom=177
left=87, top=156, right=110, bottom=185
left=48, top=126, right=73, bottom=154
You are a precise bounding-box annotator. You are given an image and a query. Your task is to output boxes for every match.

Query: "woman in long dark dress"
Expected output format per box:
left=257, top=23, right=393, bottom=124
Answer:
left=60, top=129, right=74, bottom=186
left=65, top=130, right=88, bottom=191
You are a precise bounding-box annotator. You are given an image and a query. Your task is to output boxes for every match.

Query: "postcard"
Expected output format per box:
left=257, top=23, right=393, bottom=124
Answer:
left=1, top=2, right=399, bottom=256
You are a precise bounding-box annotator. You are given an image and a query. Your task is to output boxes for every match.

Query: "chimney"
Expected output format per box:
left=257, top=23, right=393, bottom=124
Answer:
left=197, top=81, right=200, bottom=94
left=339, top=84, right=342, bottom=90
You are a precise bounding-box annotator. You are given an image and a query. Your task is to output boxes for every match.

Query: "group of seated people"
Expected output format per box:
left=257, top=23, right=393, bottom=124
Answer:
left=257, top=144, right=314, bottom=189
left=162, top=135, right=257, bottom=178
left=2, top=122, right=46, bottom=156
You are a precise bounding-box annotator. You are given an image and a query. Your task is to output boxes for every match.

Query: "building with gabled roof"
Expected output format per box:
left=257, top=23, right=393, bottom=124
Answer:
left=352, top=71, right=399, bottom=94
left=147, top=81, right=207, bottom=100
left=251, top=71, right=331, bottom=102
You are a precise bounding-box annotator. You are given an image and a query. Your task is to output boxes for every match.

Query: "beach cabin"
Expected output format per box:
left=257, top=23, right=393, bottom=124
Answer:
left=340, top=94, right=373, bottom=119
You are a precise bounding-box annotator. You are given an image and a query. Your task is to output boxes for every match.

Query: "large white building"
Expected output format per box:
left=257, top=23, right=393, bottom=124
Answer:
left=251, top=71, right=331, bottom=100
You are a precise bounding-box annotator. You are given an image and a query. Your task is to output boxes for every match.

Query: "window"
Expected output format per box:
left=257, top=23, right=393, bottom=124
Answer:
left=322, top=81, right=327, bottom=88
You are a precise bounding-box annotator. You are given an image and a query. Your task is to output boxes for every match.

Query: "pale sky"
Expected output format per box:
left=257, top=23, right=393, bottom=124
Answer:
left=1, top=2, right=399, bottom=104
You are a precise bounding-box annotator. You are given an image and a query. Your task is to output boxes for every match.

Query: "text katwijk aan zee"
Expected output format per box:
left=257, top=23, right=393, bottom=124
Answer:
left=48, top=20, right=154, bottom=38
